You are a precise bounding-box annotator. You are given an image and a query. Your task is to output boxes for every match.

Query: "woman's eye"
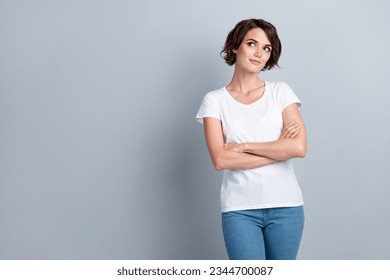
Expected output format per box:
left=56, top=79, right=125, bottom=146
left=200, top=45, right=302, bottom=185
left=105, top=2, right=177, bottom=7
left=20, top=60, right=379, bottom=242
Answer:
left=264, top=47, right=271, bottom=52
left=248, top=42, right=255, bottom=47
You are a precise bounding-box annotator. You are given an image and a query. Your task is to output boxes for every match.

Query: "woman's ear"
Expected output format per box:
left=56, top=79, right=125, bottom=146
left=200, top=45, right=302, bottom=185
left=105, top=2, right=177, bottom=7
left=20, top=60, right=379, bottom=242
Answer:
left=232, top=49, right=237, bottom=53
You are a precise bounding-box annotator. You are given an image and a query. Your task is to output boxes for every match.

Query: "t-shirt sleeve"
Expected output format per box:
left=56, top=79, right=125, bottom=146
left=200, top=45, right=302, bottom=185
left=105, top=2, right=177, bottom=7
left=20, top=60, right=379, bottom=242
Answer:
left=279, top=82, right=301, bottom=111
left=195, top=92, right=221, bottom=124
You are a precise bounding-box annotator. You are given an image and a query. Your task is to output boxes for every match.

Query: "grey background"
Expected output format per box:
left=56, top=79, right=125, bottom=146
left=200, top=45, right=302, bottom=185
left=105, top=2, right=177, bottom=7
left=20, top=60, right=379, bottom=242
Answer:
left=1, top=0, right=389, bottom=259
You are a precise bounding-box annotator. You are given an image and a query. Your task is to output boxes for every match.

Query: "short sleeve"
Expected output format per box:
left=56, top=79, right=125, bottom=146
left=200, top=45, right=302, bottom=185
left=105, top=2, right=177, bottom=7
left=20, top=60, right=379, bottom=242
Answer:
left=279, top=82, right=301, bottom=111
left=195, top=91, right=221, bottom=124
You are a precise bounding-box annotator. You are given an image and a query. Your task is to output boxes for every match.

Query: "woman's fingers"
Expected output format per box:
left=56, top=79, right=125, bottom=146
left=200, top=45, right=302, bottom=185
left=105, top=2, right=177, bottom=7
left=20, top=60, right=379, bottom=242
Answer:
left=282, top=121, right=302, bottom=139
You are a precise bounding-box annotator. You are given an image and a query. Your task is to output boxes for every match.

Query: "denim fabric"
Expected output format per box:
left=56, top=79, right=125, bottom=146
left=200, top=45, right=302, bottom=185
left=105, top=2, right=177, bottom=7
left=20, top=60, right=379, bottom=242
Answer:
left=222, top=206, right=304, bottom=260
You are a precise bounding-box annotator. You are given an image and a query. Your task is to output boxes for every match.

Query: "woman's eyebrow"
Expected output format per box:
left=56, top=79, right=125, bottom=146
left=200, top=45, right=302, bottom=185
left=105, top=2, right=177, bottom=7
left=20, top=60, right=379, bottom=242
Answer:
left=246, top=38, right=258, bottom=43
left=246, top=38, right=272, bottom=47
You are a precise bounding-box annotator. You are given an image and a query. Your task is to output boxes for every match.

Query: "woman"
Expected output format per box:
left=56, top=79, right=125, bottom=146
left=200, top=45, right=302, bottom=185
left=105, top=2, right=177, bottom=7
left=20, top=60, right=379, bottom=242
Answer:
left=195, top=19, right=307, bottom=260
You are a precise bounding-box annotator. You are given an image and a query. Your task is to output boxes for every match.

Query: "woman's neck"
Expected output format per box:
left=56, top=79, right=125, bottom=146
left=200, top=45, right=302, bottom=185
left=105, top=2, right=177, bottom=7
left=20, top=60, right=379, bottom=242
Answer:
left=227, top=70, right=263, bottom=94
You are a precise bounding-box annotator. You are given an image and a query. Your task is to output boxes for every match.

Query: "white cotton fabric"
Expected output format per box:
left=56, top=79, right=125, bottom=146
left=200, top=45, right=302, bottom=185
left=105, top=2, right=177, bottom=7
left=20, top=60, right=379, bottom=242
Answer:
left=195, top=81, right=304, bottom=212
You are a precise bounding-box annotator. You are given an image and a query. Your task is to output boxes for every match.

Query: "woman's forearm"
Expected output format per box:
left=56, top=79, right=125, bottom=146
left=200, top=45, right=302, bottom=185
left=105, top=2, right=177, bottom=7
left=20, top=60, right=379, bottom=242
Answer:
left=224, top=117, right=307, bottom=161
left=213, top=150, right=277, bottom=170
left=241, top=122, right=307, bottom=160
left=203, top=117, right=278, bottom=171
left=241, top=138, right=306, bottom=161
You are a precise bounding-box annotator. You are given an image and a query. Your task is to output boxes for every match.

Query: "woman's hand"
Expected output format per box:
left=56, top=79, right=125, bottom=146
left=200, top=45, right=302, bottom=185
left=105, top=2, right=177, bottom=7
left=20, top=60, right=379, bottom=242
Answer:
left=281, top=120, right=302, bottom=139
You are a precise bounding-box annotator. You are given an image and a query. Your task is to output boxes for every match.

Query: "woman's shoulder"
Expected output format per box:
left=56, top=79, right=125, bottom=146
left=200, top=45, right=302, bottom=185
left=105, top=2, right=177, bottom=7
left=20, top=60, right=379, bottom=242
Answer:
left=202, top=87, right=226, bottom=100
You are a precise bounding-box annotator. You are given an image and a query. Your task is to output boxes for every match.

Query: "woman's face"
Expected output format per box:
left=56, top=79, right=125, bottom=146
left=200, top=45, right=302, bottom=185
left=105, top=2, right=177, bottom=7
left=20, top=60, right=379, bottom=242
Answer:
left=234, top=28, right=272, bottom=73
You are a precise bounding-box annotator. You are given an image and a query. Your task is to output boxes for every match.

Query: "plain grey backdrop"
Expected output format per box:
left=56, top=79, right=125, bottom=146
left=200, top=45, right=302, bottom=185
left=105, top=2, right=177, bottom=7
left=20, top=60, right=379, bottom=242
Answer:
left=1, top=0, right=389, bottom=259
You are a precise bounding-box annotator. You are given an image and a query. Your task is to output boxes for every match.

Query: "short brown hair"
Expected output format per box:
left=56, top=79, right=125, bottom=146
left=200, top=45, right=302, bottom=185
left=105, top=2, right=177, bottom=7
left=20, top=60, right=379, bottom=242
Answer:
left=221, top=19, right=282, bottom=71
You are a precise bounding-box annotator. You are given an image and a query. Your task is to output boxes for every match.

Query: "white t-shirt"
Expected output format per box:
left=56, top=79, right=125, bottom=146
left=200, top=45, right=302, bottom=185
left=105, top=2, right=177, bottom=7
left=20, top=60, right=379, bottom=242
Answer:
left=195, top=81, right=304, bottom=212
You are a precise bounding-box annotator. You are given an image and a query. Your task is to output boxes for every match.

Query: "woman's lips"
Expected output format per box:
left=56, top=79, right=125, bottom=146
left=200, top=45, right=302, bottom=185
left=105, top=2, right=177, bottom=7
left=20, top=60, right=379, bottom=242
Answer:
left=249, top=59, right=261, bottom=65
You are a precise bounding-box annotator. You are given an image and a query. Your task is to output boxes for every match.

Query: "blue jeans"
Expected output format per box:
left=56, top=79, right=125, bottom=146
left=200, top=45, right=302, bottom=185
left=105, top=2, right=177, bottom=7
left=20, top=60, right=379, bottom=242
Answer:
left=222, top=206, right=304, bottom=260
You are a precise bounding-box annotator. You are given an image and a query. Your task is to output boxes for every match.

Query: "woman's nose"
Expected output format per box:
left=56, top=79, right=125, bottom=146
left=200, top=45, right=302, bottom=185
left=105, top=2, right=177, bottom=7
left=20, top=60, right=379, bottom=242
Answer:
left=254, top=47, right=263, bottom=58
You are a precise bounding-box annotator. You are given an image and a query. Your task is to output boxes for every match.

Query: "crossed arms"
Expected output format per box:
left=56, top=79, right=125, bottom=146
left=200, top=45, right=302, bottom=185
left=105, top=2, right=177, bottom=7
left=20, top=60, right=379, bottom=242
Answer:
left=203, top=103, right=307, bottom=170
